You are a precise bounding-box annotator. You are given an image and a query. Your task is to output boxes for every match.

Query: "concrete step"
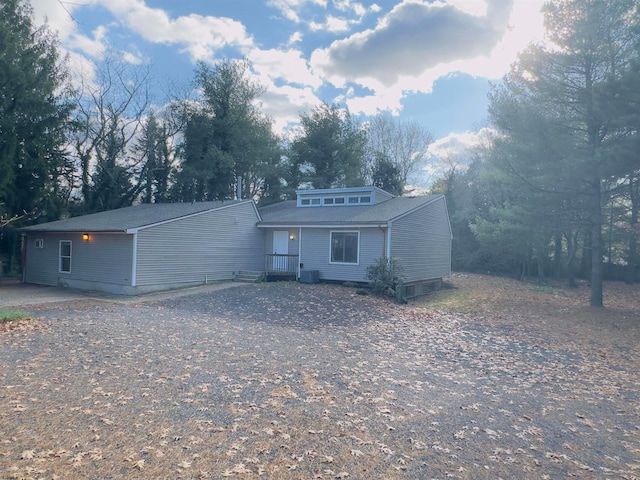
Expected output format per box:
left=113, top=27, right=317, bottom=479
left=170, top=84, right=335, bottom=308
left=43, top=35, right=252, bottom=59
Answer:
left=234, top=271, right=264, bottom=283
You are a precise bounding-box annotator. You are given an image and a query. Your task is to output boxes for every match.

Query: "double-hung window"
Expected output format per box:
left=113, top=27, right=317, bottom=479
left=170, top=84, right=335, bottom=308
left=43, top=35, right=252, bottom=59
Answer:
left=59, top=240, right=72, bottom=273
left=330, top=231, right=359, bottom=264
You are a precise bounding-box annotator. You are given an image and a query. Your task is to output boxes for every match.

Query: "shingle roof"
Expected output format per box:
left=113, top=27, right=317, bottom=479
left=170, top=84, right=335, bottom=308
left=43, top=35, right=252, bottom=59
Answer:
left=258, top=195, right=442, bottom=226
left=20, top=200, right=250, bottom=233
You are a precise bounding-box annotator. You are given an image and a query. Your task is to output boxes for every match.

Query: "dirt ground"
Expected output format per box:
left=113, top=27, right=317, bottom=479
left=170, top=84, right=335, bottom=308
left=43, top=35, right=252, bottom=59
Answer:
left=421, top=273, right=640, bottom=352
left=1, top=274, right=639, bottom=479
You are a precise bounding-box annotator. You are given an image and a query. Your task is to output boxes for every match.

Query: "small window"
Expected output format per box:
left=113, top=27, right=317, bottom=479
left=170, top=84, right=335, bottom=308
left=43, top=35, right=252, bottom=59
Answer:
left=301, top=198, right=311, bottom=205
left=330, top=231, right=359, bottom=264
left=59, top=240, right=72, bottom=273
left=324, top=198, right=334, bottom=205
left=360, top=196, right=371, bottom=203
left=334, top=197, right=345, bottom=204
left=311, top=198, right=321, bottom=205
left=35, top=239, right=44, bottom=249
left=348, top=197, right=359, bottom=204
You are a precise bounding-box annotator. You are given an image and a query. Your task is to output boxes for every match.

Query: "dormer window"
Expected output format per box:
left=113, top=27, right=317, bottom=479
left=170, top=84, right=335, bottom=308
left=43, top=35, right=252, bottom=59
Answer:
left=296, top=187, right=390, bottom=207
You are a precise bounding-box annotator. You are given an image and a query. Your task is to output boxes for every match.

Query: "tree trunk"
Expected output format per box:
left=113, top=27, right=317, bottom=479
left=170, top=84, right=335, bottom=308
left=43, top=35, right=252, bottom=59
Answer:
left=589, top=182, right=603, bottom=307
left=554, top=233, right=563, bottom=279
left=626, top=176, right=638, bottom=285
left=564, top=230, right=578, bottom=288
left=580, top=229, right=592, bottom=280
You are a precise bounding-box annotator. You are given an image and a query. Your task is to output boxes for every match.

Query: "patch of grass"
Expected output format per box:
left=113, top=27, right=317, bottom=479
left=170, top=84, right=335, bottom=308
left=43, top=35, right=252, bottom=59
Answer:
left=531, top=284, right=567, bottom=296
left=0, top=308, right=29, bottom=323
left=414, top=290, right=474, bottom=311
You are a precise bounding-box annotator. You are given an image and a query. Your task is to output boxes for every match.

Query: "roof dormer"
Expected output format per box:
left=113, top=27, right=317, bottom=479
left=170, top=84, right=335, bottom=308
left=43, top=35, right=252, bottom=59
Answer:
left=295, top=186, right=394, bottom=207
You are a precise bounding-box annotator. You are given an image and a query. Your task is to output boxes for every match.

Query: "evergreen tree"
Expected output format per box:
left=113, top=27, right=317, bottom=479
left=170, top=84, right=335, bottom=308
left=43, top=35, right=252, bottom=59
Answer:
left=0, top=0, right=72, bottom=222
left=290, top=103, right=367, bottom=189
left=487, top=0, right=640, bottom=306
left=371, top=154, right=404, bottom=195
left=135, top=111, right=175, bottom=203
left=173, top=59, right=280, bottom=201
left=0, top=0, right=73, bottom=271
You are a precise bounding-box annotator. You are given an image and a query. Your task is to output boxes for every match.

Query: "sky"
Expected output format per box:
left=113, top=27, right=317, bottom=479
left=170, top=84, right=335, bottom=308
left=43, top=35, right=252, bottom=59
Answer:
left=29, top=0, right=547, bottom=171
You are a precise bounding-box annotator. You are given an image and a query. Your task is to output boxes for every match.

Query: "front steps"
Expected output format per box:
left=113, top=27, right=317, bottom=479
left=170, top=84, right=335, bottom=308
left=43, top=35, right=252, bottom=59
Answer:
left=234, top=271, right=265, bottom=283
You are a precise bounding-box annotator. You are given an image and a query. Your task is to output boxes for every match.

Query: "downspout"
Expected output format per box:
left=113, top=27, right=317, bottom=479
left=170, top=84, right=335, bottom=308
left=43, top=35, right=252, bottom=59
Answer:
left=378, top=224, right=387, bottom=259
left=386, top=222, right=392, bottom=260
left=131, top=232, right=138, bottom=287
left=20, top=234, right=26, bottom=282
left=297, top=227, right=302, bottom=279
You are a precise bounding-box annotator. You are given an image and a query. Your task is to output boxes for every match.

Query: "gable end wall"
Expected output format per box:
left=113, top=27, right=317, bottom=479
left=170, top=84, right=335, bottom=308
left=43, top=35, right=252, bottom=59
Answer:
left=390, top=197, right=452, bottom=283
left=23, top=232, right=134, bottom=289
left=135, top=202, right=264, bottom=287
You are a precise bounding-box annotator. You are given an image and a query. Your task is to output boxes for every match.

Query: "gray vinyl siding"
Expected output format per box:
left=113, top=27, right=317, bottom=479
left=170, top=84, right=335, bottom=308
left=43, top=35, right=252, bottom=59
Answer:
left=299, top=228, right=385, bottom=282
left=374, top=190, right=394, bottom=203
left=390, top=196, right=452, bottom=283
left=135, top=202, right=263, bottom=286
left=23, top=232, right=133, bottom=288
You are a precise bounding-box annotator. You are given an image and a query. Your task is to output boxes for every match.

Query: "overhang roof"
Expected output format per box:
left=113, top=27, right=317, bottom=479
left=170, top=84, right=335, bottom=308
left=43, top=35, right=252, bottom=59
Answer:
left=20, top=200, right=253, bottom=233
left=258, top=195, right=442, bottom=226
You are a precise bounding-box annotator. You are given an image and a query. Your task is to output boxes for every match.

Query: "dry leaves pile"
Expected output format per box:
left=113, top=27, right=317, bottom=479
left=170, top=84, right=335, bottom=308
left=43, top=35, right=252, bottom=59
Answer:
left=1, top=275, right=639, bottom=479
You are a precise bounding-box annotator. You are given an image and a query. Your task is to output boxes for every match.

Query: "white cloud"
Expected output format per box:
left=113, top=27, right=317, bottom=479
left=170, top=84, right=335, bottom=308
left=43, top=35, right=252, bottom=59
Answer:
left=30, top=0, right=94, bottom=40
left=248, top=48, right=323, bottom=89
left=447, top=0, right=488, bottom=17
left=66, top=25, right=108, bottom=59
left=30, top=0, right=548, bottom=139
left=325, top=16, right=351, bottom=32
left=310, top=0, right=545, bottom=116
left=267, top=0, right=328, bottom=23
left=94, top=1, right=253, bottom=62
left=261, top=85, right=322, bottom=132
left=422, top=127, right=496, bottom=183
left=122, top=50, right=145, bottom=65
left=288, top=31, right=304, bottom=45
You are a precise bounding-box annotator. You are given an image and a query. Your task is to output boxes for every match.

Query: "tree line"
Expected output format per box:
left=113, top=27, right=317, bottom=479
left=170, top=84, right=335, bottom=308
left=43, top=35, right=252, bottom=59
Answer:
left=0, top=0, right=431, bottom=271
left=434, top=0, right=640, bottom=306
left=1, top=0, right=639, bottom=307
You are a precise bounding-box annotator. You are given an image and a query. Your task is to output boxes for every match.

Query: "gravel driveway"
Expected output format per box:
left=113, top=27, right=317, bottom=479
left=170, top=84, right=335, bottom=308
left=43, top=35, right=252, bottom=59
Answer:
left=1, top=282, right=639, bottom=479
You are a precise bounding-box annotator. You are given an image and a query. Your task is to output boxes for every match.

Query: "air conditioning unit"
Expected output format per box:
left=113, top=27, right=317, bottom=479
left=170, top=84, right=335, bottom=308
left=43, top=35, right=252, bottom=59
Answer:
left=299, top=269, right=319, bottom=284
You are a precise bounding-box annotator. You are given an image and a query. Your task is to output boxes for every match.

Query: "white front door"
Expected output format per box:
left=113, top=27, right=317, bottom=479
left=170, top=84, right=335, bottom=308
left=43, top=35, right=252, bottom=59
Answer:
left=273, top=231, right=289, bottom=271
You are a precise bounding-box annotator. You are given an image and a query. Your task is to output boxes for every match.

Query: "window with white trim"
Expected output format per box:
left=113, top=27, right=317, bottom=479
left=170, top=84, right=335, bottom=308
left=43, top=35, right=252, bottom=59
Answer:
left=59, top=240, right=71, bottom=273
left=330, top=231, right=359, bottom=264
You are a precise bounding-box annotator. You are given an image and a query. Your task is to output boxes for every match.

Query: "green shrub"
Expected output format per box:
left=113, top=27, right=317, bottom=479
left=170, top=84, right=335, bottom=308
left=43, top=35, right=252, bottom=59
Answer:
left=366, top=257, right=403, bottom=298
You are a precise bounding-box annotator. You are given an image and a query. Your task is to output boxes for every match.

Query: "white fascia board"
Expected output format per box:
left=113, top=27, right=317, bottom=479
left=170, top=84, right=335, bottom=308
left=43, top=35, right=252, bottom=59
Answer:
left=257, top=223, right=384, bottom=229
left=250, top=200, right=263, bottom=221
left=126, top=200, right=255, bottom=234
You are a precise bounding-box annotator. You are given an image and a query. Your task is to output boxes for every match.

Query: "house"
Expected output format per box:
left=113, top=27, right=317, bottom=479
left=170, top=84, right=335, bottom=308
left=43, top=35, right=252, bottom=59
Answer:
left=20, top=200, right=264, bottom=295
left=258, top=186, right=452, bottom=297
left=20, top=186, right=451, bottom=297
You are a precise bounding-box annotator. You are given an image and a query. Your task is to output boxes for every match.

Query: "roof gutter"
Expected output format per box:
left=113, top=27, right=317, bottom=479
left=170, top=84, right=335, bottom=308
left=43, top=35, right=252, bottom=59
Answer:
left=257, top=222, right=383, bottom=229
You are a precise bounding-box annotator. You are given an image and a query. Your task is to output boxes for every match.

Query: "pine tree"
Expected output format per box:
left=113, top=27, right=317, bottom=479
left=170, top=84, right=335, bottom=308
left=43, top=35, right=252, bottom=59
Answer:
left=487, top=0, right=640, bottom=306
left=290, top=103, right=367, bottom=189
left=0, top=0, right=72, bottom=222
